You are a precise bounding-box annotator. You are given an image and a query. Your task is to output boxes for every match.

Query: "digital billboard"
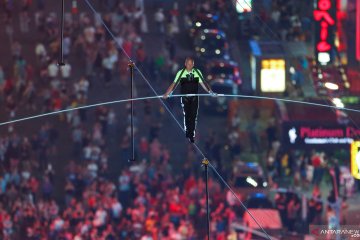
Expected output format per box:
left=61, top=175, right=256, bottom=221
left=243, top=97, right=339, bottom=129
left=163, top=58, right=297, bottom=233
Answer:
left=260, top=59, right=286, bottom=92
left=350, top=141, right=360, bottom=179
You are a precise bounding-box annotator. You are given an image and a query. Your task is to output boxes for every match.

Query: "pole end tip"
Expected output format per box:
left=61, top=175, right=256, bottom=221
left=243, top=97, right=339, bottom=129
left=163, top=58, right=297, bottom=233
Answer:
left=128, top=158, right=136, bottom=163
left=128, top=61, right=135, bottom=67
left=202, top=158, right=209, bottom=166
left=57, top=62, right=65, bottom=67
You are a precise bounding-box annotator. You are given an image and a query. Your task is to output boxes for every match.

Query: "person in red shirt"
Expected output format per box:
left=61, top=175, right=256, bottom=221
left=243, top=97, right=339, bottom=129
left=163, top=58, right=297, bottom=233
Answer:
left=312, top=152, right=324, bottom=185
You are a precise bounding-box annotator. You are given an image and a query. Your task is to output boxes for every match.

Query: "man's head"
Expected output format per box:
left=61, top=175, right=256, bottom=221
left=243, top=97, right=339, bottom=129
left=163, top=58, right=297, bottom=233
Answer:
left=184, top=57, right=194, bottom=70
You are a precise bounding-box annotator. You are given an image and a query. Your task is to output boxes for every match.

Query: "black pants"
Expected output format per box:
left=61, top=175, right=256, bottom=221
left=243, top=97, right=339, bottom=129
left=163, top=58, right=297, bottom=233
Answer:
left=181, top=96, right=198, bottom=137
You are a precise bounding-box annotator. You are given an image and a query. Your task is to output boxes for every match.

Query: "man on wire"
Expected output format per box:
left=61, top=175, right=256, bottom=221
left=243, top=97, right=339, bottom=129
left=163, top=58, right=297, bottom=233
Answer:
left=163, top=57, right=216, bottom=143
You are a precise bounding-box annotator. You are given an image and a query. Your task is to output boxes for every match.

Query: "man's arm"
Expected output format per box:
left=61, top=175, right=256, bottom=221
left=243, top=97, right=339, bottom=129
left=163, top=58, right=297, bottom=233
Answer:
left=163, top=69, right=183, bottom=99
left=200, top=82, right=211, bottom=93
left=163, top=82, right=176, bottom=99
left=195, top=68, right=215, bottom=94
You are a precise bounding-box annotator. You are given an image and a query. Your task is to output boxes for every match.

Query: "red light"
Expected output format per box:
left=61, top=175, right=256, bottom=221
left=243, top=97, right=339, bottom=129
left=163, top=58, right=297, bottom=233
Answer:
left=72, top=0, right=78, bottom=14
left=357, top=0, right=360, bottom=61
left=313, top=10, right=335, bottom=25
left=234, top=68, right=239, bottom=77
left=317, top=41, right=331, bottom=52
left=320, top=22, right=329, bottom=39
left=319, top=0, right=331, bottom=10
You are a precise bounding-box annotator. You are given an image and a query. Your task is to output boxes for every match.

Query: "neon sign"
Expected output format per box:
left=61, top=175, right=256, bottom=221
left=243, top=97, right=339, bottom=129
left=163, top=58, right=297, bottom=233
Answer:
left=314, top=0, right=336, bottom=65
left=357, top=0, right=360, bottom=61
left=298, top=127, right=360, bottom=138
left=284, top=125, right=360, bottom=146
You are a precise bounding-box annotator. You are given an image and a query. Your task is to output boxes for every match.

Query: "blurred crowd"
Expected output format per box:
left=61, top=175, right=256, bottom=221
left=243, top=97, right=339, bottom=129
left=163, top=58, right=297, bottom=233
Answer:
left=0, top=107, right=242, bottom=239
left=0, top=0, right=245, bottom=239
left=243, top=0, right=313, bottom=42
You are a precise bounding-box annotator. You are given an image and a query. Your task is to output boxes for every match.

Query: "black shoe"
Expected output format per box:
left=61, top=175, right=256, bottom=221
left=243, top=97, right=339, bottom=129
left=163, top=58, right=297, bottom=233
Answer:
left=188, top=135, right=194, bottom=143
left=186, top=131, right=190, bottom=138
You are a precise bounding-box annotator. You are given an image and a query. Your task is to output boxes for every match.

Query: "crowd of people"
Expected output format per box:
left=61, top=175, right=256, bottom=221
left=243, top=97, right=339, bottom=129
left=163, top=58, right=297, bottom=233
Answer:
left=0, top=0, right=243, bottom=239
left=241, top=0, right=312, bottom=42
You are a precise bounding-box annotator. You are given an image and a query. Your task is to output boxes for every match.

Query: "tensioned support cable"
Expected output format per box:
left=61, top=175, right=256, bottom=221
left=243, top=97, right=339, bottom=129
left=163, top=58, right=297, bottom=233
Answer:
left=58, top=0, right=65, bottom=66
left=128, top=60, right=136, bottom=162
left=202, top=158, right=211, bottom=240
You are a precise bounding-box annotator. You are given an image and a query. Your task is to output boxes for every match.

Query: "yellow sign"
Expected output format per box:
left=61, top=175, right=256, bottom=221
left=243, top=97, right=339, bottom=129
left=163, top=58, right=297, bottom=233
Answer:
left=351, top=141, right=360, bottom=179
left=260, top=59, right=286, bottom=92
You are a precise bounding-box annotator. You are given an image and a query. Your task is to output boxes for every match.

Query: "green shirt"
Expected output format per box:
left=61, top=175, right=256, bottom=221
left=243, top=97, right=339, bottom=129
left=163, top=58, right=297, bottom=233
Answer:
left=173, top=68, right=204, bottom=83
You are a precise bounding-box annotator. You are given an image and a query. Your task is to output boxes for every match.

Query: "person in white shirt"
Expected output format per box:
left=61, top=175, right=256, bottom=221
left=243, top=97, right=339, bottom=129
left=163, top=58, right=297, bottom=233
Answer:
left=84, top=25, right=95, bottom=44
left=78, top=77, right=89, bottom=94
left=111, top=198, right=122, bottom=220
left=154, top=8, right=165, bottom=33
left=93, top=206, right=107, bottom=227
left=47, top=59, right=59, bottom=79
left=74, top=76, right=89, bottom=99
left=35, top=43, right=47, bottom=64
left=60, top=61, right=71, bottom=81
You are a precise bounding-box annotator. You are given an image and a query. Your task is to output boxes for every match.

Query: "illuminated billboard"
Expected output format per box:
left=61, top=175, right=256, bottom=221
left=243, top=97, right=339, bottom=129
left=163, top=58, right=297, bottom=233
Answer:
left=260, top=59, right=285, bottom=92
left=351, top=141, right=360, bottom=179
left=313, top=0, right=337, bottom=65
left=283, top=124, right=360, bottom=147
left=234, top=0, right=252, bottom=13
